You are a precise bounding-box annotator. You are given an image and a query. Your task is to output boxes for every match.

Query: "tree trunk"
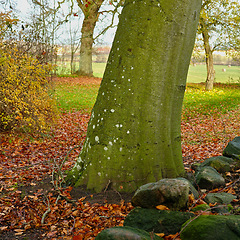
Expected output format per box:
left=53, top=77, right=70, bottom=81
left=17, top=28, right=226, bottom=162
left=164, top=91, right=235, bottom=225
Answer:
left=77, top=5, right=101, bottom=76
left=67, top=0, right=202, bottom=192
left=70, top=51, right=74, bottom=74
left=201, top=25, right=215, bottom=90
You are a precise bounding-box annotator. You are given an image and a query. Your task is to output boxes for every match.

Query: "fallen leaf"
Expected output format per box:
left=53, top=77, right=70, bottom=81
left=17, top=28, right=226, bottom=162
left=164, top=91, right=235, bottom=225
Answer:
left=156, top=233, right=165, bottom=237
left=156, top=205, right=170, bottom=210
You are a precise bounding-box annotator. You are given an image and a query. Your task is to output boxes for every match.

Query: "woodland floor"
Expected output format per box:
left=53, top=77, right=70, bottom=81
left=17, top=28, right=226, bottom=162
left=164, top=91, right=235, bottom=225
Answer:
left=0, top=77, right=240, bottom=239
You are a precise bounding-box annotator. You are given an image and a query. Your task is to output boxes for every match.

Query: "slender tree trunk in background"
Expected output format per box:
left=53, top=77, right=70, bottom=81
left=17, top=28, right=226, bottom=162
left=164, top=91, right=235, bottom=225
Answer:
left=70, top=51, right=74, bottom=74
left=67, top=0, right=202, bottom=192
left=201, top=24, right=215, bottom=90
left=77, top=1, right=103, bottom=76
left=78, top=13, right=96, bottom=76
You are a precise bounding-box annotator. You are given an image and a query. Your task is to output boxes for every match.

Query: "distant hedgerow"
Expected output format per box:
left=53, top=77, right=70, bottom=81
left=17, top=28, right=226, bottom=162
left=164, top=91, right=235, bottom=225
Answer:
left=0, top=13, right=57, bottom=133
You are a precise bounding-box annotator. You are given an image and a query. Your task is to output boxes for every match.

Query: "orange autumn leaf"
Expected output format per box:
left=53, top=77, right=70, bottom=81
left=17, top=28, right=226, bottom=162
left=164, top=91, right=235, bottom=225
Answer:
left=156, top=205, right=170, bottom=210
left=226, top=187, right=236, bottom=194
left=99, top=206, right=109, bottom=211
left=156, top=233, right=165, bottom=237
left=209, top=202, right=218, bottom=207
left=188, top=193, right=195, bottom=204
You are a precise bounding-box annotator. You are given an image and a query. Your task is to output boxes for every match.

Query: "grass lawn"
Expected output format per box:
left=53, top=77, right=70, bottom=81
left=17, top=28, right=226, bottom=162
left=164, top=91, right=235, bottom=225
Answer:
left=183, top=83, right=240, bottom=118
left=53, top=78, right=100, bottom=113
left=187, top=64, right=240, bottom=83
left=93, top=62, right=107, bottom=78
left=53, top=76, right=240, bottom=119
left=56, top=61, right=239, bottom=84
left=94, top=63, right=240, bottom=83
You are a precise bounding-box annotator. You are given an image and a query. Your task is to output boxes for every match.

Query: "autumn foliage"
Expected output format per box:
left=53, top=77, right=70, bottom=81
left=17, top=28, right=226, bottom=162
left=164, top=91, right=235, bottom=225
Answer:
left=0, top=12, right=56, bottom=133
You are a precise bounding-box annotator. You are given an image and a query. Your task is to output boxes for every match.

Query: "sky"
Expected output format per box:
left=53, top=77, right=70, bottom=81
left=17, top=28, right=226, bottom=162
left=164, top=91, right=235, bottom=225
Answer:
left=9, top=0, right=118, bottom=46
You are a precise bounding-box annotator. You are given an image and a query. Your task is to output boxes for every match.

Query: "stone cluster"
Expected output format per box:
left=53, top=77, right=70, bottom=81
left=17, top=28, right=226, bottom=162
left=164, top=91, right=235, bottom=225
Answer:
left=96, top=136, right=240, bottom=240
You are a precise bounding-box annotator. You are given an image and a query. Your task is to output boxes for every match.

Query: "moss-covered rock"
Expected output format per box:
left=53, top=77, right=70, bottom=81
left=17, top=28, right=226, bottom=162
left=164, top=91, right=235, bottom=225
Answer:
left=181, top=215, right=240, bottom=240
left=223, top=136, right=240, bottom=160
left=124, top=207, right=194, bottom=235
left=195, top=166, right=225, bottom=190
left=198, top=156, right=234, bottom=173
left=205, top=192, right=237, bottom=205
left=131, top=178, right=189, bottom=210
left=177, top=177, right=199, bottom=199
left=191, top=204, right=210, bottom=212
left=95, top=226, right=162, bottom=240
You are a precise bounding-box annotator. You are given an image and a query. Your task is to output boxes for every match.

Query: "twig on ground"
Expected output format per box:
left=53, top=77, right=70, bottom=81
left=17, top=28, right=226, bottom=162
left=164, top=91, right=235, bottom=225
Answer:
left=70, top=215, right=75, bottom=234
left=50, top=143, right=84, bottom=206
left=41, top=195, right=51, bottom=225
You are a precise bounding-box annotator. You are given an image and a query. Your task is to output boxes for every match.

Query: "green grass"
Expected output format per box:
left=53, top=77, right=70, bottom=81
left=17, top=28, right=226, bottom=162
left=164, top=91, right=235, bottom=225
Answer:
left=53, top=76, right=240, bottom=120
left=55, top=61, right=239, bottom=83
left=54, top=83, right=99, bottom=112
left=95, top=63, right=240, bottom=83
left=183, top=83, right=240, bottom=118
left=92, top=63, right=107, bottom=78
left=54, top=61, right=240, bottom=116
left=187, top=65, right=240, bottom=83
left=54, top=61, right=107, bottom=78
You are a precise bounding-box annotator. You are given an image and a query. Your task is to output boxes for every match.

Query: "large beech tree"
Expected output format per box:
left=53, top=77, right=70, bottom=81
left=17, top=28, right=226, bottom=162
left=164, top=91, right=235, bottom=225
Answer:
left=67, top=0, right=202, bottom=192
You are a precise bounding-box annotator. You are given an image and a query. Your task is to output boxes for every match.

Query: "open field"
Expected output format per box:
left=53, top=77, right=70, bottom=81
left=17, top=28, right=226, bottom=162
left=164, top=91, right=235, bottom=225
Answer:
left=93, top=63, right=240, bottom=83
left=56, top=62, right=240, bottom=83
left=52, top=77, right=100, bottom=112
left=187, top=64, right=240, bottom=83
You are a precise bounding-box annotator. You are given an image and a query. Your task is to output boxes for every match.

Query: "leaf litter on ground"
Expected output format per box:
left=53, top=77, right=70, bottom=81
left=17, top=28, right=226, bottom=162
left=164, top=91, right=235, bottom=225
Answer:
left=0, top=77, right=240, bottom=239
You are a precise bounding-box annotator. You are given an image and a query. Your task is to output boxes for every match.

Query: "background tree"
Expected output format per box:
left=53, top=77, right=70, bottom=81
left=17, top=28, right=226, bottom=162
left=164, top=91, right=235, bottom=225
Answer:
left=66, top=0, right=202, bottom=192
left=226, top=24, right=240, bottom=67
left=30, top=0, right=122, bottom=76
left=198, top=0, right=240, bottom=90
left=75, top=0, right=122, bottom=76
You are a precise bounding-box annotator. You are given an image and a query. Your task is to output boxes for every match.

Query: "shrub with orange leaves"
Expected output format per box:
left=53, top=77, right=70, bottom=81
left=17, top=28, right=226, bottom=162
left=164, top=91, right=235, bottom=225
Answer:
left=0, top=12, right=57, bottom=133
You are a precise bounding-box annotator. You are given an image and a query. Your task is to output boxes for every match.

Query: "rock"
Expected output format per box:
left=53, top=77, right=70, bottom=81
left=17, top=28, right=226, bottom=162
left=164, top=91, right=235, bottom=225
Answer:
left=180, top=215, right=240, bottom=240
left=198, top=156, right=234, bottom=173
left=95, top=226, right=162, bottom=240
left=195, top=166, right=225, bottom=190
left=124, top=207, right=194, bottom=235
left=205, top=192, right=237, bottom=205
left=177, top=177, right=199, bottom=199
left=191, top=204, right=210, bottom=213
left=131, top=178, right=189, bottom=210
left=223, top=136, right=240, bottom=160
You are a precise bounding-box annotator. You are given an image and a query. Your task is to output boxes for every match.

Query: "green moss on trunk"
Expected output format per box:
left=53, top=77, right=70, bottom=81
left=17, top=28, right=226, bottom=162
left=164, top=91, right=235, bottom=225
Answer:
left=67, top=0, right=202, bottom=192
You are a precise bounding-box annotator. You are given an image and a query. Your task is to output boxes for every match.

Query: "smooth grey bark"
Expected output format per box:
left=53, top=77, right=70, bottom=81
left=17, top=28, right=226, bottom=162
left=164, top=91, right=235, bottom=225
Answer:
left=67, top=0, right=202, bottom=192
left=76, top=0, right=103, bottom=76
left=78, top=13, right=96, bottom=76
left=201, top=22, right=215, bottom=91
